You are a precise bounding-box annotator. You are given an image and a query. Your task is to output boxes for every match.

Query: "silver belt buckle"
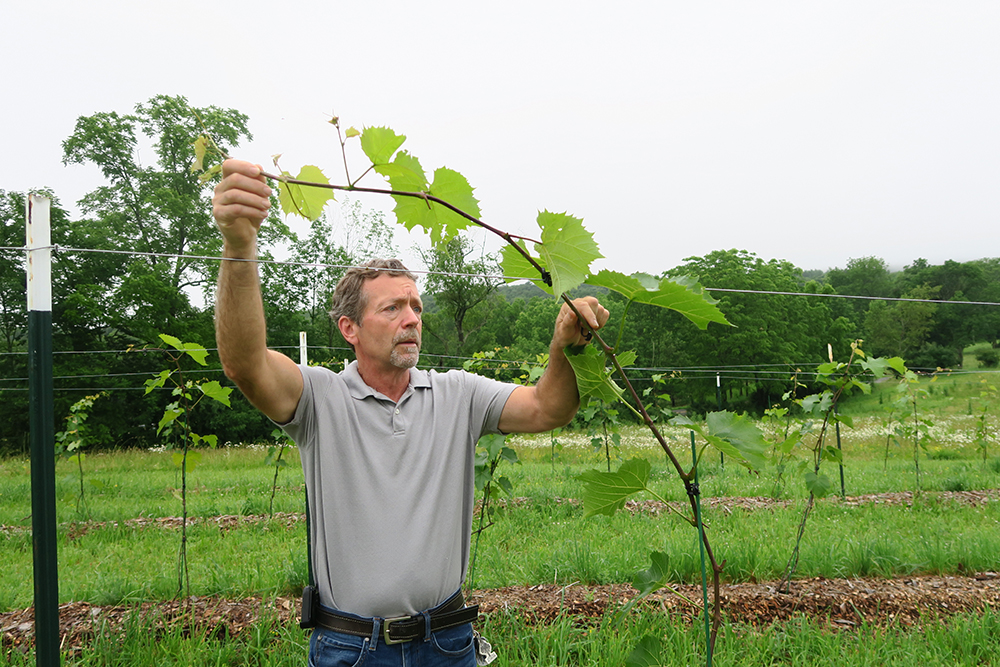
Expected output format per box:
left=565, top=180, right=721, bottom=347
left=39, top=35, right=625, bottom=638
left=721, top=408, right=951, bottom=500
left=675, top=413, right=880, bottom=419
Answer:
left=382, top=616, right=411, bottom=645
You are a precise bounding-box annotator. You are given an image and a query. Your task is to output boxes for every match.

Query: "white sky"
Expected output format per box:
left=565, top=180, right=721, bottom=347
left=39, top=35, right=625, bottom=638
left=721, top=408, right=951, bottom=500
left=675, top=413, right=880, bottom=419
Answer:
left=4, top=1, right=999, bottom=276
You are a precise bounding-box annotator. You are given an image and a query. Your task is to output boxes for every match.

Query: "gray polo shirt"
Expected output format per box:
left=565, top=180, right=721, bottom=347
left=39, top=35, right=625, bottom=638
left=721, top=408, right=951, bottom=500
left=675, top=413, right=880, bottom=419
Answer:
left=281, top=362, right=517, bottom=618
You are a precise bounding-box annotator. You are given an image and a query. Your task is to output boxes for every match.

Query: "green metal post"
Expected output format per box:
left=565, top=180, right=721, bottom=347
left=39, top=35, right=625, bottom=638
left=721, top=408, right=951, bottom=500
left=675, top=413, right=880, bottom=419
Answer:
left=836, top=410, right=846, bottom=500
left=27, top=194, right=60, bottom=666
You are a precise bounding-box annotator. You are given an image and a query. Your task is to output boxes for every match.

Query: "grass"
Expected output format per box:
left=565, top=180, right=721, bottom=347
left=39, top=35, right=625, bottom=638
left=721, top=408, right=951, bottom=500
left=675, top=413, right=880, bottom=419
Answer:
left=4, top=380, right=1000, bottom=664
left=3, top=432, right=999, bottom=610
left=467, top=490, right=1000, bottom=589
left=2, top=605, right=311, bottom=666
left=0, top=446, right=306, bottom=527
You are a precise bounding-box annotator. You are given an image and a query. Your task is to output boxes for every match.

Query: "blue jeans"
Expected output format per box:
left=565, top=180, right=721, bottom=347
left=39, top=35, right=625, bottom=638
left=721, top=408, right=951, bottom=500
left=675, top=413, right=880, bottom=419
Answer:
left=308, top=621, right=477, bottom=667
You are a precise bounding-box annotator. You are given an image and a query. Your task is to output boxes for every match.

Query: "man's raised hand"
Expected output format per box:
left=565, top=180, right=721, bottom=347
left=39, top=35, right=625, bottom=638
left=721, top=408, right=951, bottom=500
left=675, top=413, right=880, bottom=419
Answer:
left=553, top=296, right=610, bottom=350
left=213, top=160, right=272, bottom=256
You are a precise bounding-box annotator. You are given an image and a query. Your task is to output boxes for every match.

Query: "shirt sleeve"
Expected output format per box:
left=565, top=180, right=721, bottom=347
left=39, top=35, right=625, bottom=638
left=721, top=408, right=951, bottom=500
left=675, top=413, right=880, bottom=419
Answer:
left=275, top=364, right=321, bottom=450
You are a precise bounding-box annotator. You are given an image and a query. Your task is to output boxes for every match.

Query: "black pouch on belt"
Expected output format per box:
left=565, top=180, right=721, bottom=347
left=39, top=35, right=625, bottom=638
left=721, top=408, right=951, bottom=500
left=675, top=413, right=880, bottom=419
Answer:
left=300, top=585, right=319, bottom=629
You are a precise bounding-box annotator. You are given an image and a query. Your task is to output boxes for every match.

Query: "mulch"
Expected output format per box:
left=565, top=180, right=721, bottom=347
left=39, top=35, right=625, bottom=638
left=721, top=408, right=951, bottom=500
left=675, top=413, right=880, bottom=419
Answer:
left=4, top=573, right=999, bottom=654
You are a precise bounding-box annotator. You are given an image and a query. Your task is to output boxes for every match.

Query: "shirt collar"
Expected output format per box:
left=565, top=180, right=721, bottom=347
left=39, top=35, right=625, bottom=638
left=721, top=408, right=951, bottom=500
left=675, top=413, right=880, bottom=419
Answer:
left=342, top=361, right=431, bottom=400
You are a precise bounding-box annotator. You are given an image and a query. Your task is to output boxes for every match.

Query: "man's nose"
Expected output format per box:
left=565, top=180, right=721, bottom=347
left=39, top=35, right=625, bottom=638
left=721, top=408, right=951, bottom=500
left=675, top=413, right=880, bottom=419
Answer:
left=402, top=305, right=421, bottom=326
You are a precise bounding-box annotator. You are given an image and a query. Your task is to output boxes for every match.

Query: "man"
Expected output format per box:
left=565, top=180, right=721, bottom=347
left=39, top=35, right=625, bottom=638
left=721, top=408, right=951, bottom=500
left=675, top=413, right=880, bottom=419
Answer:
left=213, top=160, right=608, bottom=666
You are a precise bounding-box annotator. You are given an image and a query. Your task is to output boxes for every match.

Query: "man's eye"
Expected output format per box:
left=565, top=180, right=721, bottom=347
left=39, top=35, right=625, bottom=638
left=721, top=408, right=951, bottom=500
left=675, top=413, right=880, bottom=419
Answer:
left=414, top=307, right=422, bottom=315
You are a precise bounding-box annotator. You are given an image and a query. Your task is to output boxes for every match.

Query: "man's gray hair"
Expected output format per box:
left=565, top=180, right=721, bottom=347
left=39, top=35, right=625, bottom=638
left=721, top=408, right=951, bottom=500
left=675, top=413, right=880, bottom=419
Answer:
left=329, top=259, right=418, bottom=326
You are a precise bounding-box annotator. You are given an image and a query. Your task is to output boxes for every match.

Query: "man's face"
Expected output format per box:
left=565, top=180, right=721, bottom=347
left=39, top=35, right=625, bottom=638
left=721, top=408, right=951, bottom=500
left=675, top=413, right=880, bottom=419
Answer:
left=354, top=274, right=423, bottom=370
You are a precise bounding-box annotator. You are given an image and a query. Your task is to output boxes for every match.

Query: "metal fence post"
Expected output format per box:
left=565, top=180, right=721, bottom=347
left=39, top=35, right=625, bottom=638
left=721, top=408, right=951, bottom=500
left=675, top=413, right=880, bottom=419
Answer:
left=27, top=193, right=60, bottom=667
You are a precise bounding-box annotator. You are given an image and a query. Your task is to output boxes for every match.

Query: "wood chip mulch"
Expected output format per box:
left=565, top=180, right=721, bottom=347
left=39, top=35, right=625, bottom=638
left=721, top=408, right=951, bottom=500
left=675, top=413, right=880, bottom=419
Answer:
left=4, top=573, right=999, bottom=654
left=470, top=572, right=1000, bottom=629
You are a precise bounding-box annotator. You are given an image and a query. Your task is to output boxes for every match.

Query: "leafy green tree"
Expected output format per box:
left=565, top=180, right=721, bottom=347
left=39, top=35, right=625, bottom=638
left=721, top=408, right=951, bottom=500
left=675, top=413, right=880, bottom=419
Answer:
left=509, top=295, right=563, bottom=358
left=0, top=190, right=29, bottom=357
left=0, top=190, right=130, bottom=452
left=925, top=261, right=1000, bottom=363
left=826, top=256, right=893, bottom=321
left=419, top=234, right=502, bottom=362
left=663, top=249, right=846, bottom=410
left=890, top=257, right=1000, bottom=364
left=863, top=284, right=939, bottom=361
left=61, top=94, right=257, bottom=343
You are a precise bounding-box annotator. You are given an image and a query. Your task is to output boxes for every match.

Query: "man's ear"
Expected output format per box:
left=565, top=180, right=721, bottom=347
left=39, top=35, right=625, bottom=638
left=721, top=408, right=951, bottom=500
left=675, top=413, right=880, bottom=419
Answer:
left=338, top=316, right=360, bottom=347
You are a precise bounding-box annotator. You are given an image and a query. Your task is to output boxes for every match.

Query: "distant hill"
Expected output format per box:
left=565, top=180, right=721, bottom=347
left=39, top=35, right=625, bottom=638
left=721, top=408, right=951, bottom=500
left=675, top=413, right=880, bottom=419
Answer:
left=499, top=281, right=608, bottom=301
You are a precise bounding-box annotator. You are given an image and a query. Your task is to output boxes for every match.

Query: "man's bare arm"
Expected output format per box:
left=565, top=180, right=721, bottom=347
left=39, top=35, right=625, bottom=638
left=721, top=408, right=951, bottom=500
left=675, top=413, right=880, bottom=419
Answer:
left=214, top=160, right=302, bottom=424
left=498, top=296, right=609, bottom=434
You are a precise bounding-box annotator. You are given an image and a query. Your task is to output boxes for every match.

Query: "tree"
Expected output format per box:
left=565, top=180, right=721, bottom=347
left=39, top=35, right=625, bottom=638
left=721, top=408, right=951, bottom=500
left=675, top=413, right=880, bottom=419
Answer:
left=61, top=94, right=259, bottom=343
left=826, top=256, right=893, bottom=321
left=0, top=191, right=29, bottom=357
left=895, top=258, right=1000, bottom=364
left=663, top=249, right=848, bottom=410
left=0, top=190, right=127, bottom=452
left=0, top=190, right=32, bottom=451
left=863, top=285, right=938, bottom=361
left=419, top=235, right=502, bottom=362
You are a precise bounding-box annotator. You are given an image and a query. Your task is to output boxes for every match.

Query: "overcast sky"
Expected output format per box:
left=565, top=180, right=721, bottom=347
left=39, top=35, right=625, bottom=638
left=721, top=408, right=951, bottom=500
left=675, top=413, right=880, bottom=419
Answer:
left=4, top=1, right=998, bottom=277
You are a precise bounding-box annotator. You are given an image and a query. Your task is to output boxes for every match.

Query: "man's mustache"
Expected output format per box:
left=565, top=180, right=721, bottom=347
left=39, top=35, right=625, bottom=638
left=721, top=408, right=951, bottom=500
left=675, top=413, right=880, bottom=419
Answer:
left=393, top=333, right=420, bottom=346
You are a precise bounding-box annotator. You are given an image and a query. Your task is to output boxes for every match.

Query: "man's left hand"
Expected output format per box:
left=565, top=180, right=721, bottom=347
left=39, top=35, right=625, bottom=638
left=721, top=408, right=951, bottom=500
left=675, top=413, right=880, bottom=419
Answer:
left=552, top=297, right=610, bottom=349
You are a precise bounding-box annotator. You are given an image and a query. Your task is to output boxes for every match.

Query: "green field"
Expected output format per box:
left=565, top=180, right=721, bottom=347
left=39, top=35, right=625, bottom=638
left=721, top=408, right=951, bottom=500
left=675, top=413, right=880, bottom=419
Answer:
left=4, top=370, right=1000, bottom=665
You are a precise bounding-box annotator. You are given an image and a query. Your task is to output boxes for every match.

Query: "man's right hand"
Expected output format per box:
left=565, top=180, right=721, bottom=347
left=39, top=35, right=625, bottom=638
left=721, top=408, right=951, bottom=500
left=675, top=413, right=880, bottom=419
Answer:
left=213, top=160, right=272, bottom=256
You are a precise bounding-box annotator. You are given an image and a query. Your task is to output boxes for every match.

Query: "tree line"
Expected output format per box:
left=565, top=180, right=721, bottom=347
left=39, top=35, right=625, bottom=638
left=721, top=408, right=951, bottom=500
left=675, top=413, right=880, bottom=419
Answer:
left=2, top=95, right=998, bottom=453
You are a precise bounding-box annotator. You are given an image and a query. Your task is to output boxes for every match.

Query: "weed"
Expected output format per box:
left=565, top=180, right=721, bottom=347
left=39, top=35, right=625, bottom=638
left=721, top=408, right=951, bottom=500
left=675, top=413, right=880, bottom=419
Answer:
left=942, top=477, right=968, bottom=493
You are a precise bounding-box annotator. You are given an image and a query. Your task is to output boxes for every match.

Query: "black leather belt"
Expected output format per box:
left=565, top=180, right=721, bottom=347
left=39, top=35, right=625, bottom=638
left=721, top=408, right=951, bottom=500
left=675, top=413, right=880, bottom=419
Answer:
left=314, top=592, right=479, bottom=645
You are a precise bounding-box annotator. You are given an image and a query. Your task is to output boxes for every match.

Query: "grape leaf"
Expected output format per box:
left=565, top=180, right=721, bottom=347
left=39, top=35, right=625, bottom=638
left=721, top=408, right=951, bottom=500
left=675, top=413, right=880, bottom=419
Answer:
left=157, top=407, right=183, bottom=435
left=673, top=411, right=769, bottom=471
left=588, top=270, right=730, bottom=330
left=360, top=126, right=406, bottom=165
left=424, top=167, right=480, bottom=243
left=159, top=334, right=208, bottom=366
left=501, top=241, right=551, bottom=293
left=144, top=369, right=172, bottom=394
left=378, top=158, right=480, bottom=245
left=805, top=471, right=833, bottom=498
left=199, top=381, right=233, bottom=408
left=625, top=635, right=666, bottom=667
left=197, top=163, right=222, bottom=183
left=537, top=211, right=602, bottom=296
left=190, top=135, right=208, bottom=173
left=704, top=411, right=770, bottom=470
left=612, top=550, right=696, bottom=626
left=860, top=356, right=907, bottom=378
left=564, top=344, right=625, bottom=404
left=375, top=150, right=428, bottom=192
left=377, top=151, right=431, bottom=232
left=632, top=551, right=673, bottom=597
left=799, top=391, right=833, bottom=416
left=278, top=165, right=335, bottom=221
left=171, top=450, right=202, bottom=473
left=617, top=350, right=638, bottom=369
left=577, top=457, right=651, bottom=517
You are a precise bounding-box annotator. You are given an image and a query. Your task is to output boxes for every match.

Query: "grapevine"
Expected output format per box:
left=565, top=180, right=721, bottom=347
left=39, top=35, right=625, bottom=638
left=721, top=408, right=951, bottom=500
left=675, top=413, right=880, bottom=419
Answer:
left=195, top=117, right=772, bottom=663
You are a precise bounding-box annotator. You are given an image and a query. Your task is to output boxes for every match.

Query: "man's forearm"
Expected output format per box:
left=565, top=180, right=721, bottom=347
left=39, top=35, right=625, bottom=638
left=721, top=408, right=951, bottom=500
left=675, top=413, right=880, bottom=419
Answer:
left=215, top=243, right=269, bottom=382
left=531, top=343, right=582, bottom=428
